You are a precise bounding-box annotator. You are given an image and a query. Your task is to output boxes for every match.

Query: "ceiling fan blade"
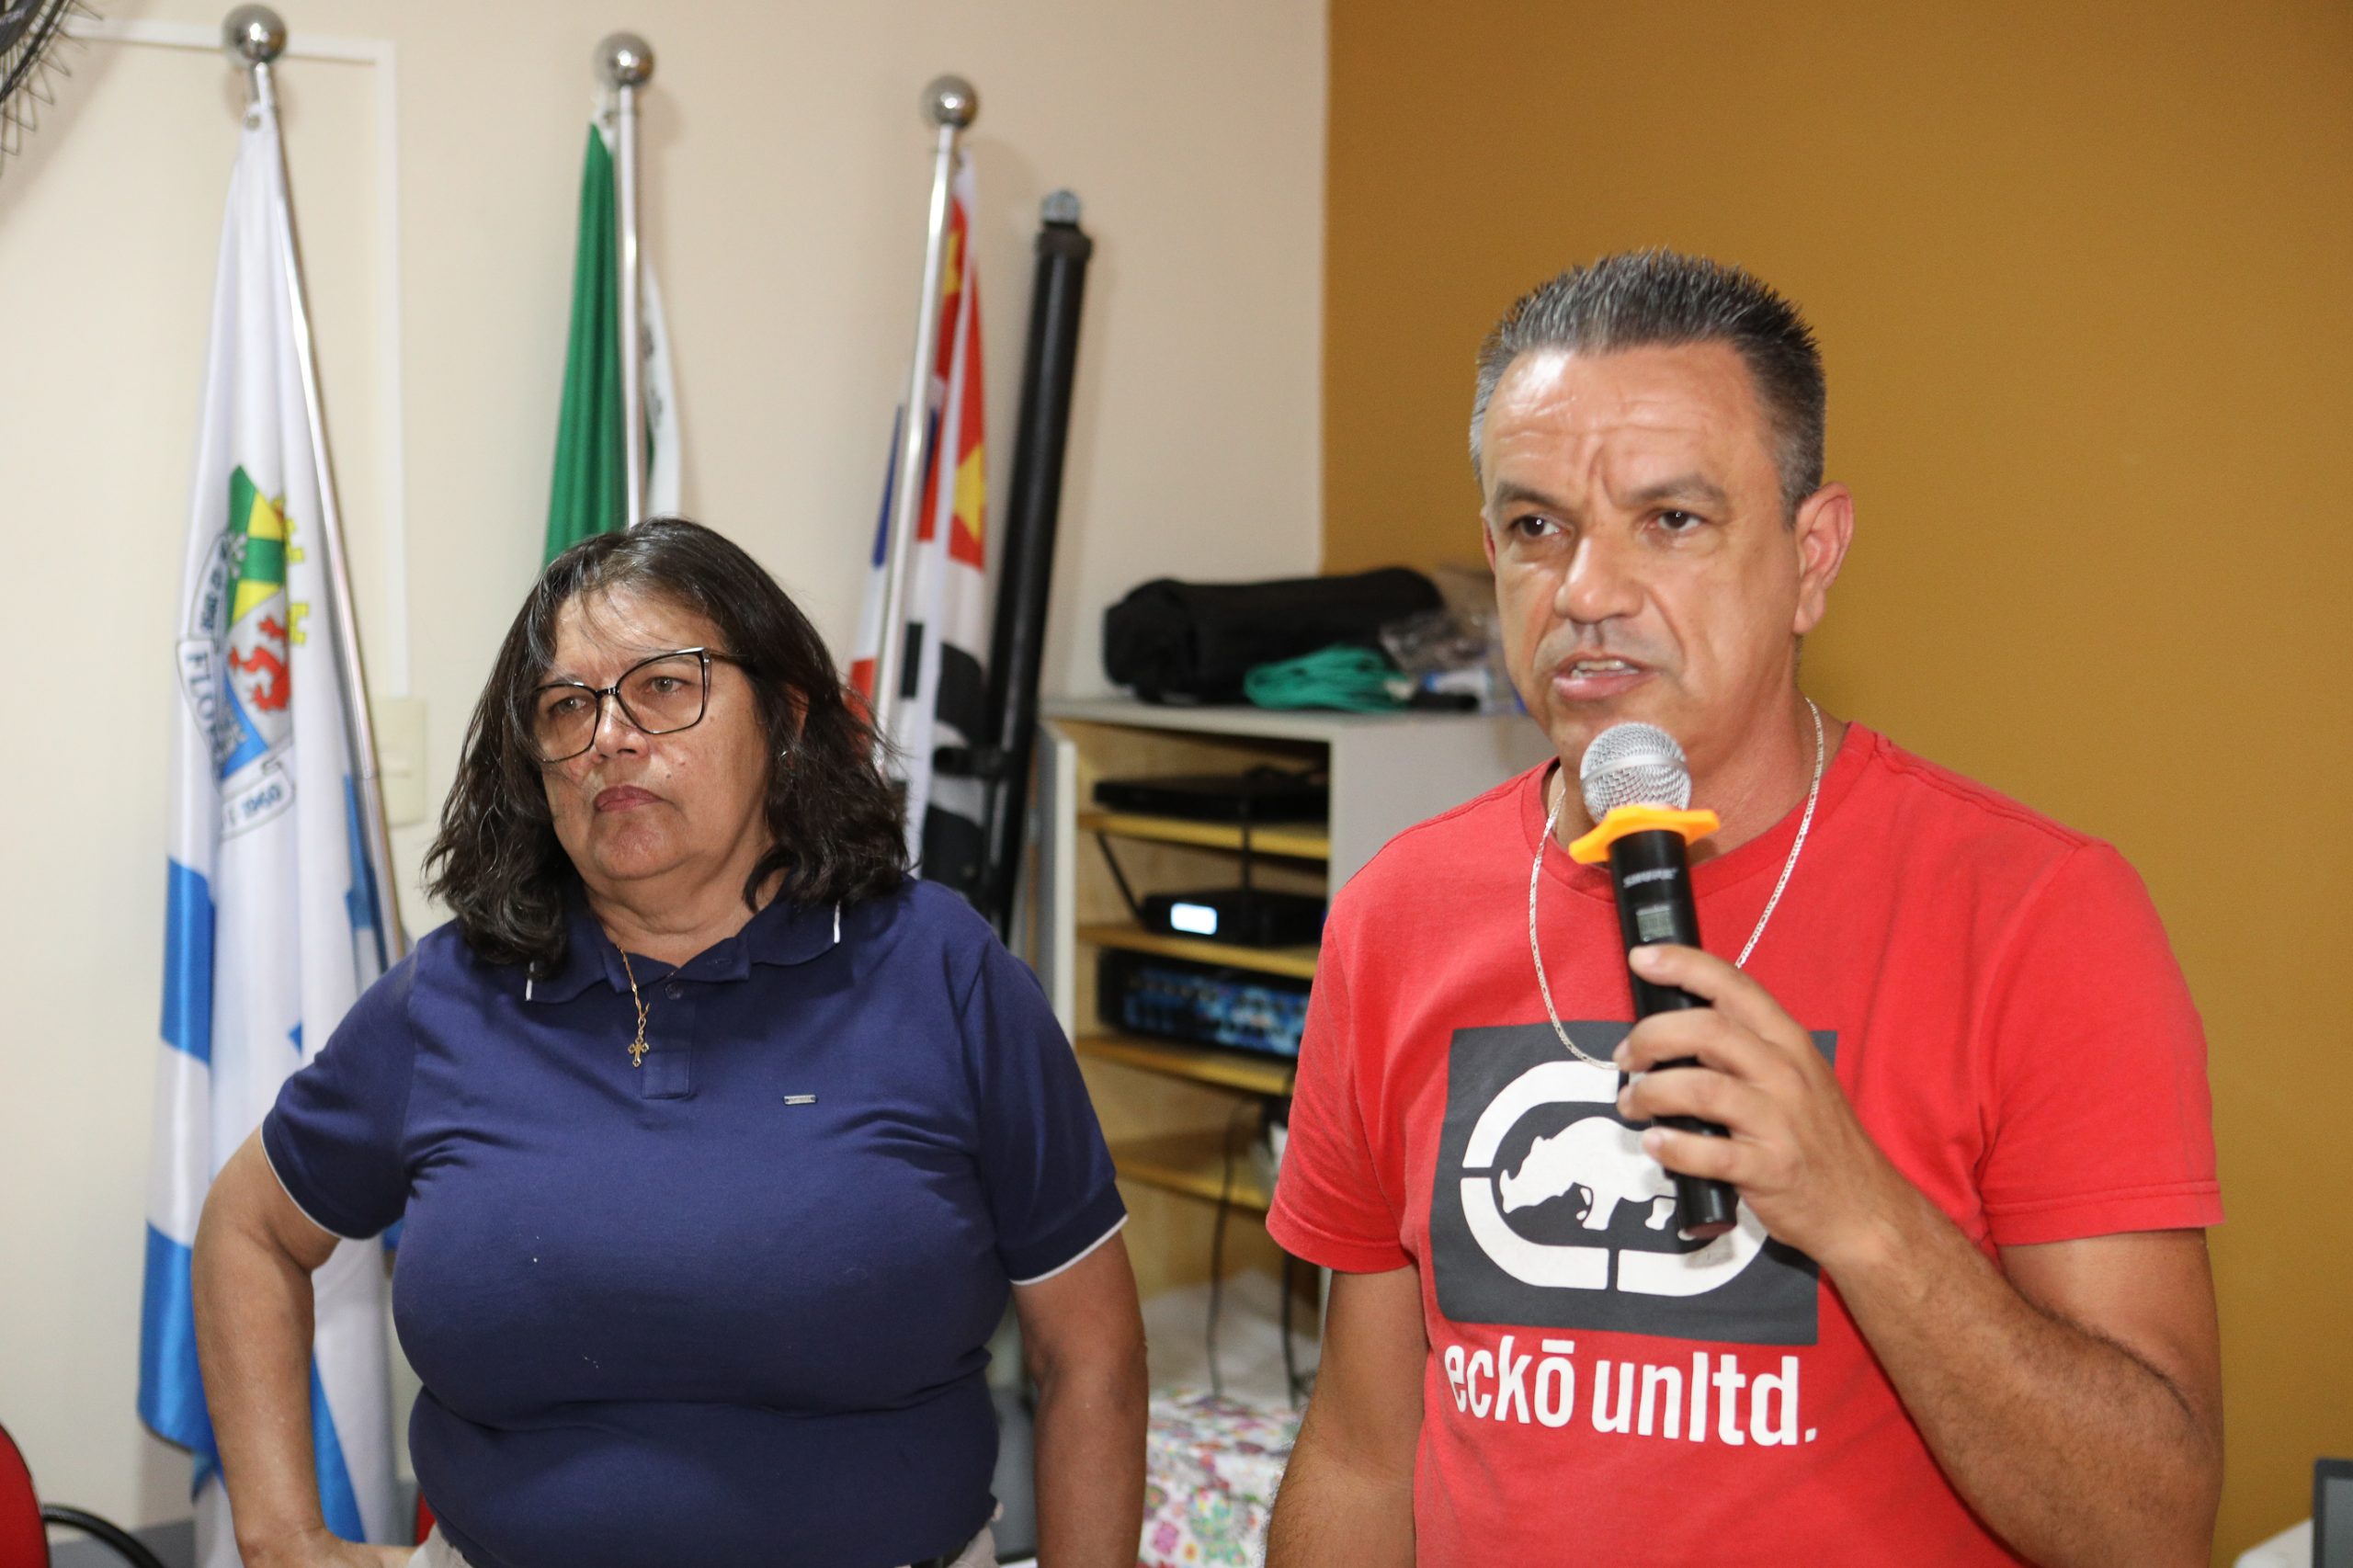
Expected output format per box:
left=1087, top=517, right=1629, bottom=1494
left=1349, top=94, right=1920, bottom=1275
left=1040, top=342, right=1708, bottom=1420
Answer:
left=0, top=0, right=96, bottom=177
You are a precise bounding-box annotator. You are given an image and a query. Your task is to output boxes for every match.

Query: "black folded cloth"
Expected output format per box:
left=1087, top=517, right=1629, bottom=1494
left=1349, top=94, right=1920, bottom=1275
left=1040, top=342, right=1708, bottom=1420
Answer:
left=1102, top=566, right=1440, bottom=705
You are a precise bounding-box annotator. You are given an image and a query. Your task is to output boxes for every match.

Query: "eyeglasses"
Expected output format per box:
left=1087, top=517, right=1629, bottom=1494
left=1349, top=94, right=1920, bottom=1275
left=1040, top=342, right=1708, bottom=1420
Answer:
left=524, top=647, right=743, bottom=764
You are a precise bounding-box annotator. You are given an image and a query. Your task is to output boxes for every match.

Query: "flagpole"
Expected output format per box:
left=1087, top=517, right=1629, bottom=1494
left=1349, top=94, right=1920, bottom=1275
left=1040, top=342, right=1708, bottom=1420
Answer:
left=223, top=4, right=407, bottom=965
left=870, top=74, right=978, bottom=756
left=975, top=191, right=1095, bottom=937
left=597, top=32, right=654, bottom=529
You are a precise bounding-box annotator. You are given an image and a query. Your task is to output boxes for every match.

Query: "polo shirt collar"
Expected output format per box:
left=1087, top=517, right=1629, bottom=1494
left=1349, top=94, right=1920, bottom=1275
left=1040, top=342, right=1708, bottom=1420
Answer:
left=524, top=890, right=843, bottom=1004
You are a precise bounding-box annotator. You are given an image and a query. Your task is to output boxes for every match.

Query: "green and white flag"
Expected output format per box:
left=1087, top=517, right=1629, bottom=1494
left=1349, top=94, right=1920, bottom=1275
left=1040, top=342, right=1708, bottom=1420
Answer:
left=545, top=119, right=678, bottom=563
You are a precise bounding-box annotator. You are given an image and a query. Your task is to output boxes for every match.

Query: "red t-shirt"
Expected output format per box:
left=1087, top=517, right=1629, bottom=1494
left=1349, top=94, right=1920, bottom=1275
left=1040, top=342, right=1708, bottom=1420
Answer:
left=1267, top=723, right=2221, bottom=1567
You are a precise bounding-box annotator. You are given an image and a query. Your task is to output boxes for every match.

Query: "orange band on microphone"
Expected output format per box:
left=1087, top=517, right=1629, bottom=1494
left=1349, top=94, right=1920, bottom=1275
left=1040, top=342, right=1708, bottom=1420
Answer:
left=1566, top=804, right=1721, bottom=865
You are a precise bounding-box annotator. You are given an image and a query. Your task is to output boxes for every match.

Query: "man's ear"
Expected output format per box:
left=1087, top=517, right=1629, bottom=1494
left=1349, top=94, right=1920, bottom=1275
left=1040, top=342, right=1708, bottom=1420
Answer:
left=1790, top=483, right=1855, bottom=638
left=1479, top=507, right=1499, bottom=573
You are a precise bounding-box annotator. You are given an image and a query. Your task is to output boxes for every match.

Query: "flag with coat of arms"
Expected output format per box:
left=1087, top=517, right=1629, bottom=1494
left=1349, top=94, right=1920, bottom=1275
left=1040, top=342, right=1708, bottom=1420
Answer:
left=142, top=90, right=400, bottom=1566
left=849, top=153, right=991, bottom=892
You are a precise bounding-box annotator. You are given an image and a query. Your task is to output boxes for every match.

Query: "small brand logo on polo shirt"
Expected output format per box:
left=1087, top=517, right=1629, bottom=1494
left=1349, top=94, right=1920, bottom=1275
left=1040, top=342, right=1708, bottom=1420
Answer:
left=1428, top=1021, right=1834, bottom=1346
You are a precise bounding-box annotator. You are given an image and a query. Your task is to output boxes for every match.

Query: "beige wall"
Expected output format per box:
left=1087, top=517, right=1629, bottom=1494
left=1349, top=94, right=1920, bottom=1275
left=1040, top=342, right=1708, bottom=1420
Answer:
left=0, top=0, right=1325, bottom=1528
left=1323, top=2, right=2350, bottom=1560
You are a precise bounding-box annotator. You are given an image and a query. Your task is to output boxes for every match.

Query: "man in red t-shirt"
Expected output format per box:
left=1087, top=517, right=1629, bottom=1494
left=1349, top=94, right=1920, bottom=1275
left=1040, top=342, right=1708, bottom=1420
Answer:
left=1265, top=251, right=2222, bottom=1568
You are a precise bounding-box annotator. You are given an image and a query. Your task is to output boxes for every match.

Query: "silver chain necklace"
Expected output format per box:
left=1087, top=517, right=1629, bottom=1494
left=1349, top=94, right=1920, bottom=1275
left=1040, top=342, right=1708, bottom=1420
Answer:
left=1529, top=699, right=1824, bottom=1069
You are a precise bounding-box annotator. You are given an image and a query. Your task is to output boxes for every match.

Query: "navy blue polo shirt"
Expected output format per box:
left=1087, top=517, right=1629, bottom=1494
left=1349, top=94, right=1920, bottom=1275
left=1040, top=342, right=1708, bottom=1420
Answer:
left=262, top=879, right=1124, bottom=1568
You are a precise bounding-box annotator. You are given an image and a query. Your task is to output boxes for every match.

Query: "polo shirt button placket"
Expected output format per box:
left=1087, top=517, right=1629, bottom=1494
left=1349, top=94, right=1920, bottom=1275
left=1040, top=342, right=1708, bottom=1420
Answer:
left=642, top=983, right=697, bottom=1100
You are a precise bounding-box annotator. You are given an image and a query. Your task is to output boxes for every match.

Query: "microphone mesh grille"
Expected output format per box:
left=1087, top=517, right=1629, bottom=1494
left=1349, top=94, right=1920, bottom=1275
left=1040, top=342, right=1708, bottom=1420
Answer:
left=1579, top=722, right=1692, bottom=818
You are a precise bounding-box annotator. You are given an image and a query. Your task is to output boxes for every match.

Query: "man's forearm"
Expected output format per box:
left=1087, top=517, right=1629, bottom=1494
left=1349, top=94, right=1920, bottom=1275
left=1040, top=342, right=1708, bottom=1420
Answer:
left=1830, top=1187, right=2221, bottom=1567
left=1264, top=1408, right=1415, bottom=1568
left=1029, top=1352, right=1146, bottom=1566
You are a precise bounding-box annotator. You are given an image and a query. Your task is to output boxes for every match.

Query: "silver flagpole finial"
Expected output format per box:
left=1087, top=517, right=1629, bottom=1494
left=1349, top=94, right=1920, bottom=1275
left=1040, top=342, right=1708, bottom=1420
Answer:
left=921, top=74, right=979, bottom=130
left=222, top=5, right=287, bottom=65
left=597, top=32, right=655, bottom=89
left=597, top=32, right=654, bottom=526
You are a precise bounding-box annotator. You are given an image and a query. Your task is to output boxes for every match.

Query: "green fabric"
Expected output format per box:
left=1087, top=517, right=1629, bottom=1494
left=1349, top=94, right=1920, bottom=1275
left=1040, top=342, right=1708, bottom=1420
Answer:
left=1243, top=644, right=1407, bottom=712
left=544, top=126, right=623, bottom=564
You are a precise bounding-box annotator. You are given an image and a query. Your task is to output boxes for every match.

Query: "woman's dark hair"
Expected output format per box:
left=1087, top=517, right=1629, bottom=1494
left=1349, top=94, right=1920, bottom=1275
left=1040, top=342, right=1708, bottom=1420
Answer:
left=425, top=517, right=907, bottom=975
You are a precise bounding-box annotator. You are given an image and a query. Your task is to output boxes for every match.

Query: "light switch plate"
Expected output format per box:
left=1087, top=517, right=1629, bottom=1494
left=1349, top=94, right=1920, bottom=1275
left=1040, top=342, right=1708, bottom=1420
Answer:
left=373, top=696, right=427, bottom=827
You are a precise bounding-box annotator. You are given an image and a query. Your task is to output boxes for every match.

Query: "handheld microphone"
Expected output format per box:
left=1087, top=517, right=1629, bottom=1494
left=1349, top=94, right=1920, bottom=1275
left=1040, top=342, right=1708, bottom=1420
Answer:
left=1570, top=722, right=1738, bottom=1242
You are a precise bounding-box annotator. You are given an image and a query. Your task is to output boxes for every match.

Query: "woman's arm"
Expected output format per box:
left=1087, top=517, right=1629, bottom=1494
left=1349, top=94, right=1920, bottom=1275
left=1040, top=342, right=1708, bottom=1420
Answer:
left=192, top=1131, right=410, bottom=1568
left=1012, top=1233, right=1147, bottom=1567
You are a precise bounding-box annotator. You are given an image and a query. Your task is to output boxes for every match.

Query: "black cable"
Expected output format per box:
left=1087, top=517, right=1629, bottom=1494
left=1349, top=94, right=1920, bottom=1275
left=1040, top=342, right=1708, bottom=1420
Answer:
left=1279, top=1248, right=1302, bottom=1408
left=1205, top=1096, right=1251, bottom=1401
left=1093, top=833, right=1146, bottom=925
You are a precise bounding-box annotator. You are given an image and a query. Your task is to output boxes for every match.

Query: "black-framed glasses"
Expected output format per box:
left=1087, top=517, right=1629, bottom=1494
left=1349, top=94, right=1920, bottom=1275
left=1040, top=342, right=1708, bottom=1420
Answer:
left=524, top=647, right=743, bottom=763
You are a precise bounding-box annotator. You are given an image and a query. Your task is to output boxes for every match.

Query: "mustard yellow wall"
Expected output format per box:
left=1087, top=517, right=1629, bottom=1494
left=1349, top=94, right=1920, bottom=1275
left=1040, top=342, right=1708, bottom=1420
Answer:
left=1324, top=3, right=2352, bottom=1558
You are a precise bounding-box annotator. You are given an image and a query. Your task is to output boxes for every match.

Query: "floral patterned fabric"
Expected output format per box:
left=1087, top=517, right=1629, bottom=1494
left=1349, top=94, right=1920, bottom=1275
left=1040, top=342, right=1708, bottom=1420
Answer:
left=1138, top=1390, right=1302, bottom=1567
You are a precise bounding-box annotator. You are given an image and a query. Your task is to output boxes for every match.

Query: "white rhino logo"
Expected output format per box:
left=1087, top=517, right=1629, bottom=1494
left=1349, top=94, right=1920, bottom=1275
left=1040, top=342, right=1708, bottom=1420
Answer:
left=1457, top=1058, right=1768, bottom=1295
left=1499, top=1116, right=1676, bottom=1232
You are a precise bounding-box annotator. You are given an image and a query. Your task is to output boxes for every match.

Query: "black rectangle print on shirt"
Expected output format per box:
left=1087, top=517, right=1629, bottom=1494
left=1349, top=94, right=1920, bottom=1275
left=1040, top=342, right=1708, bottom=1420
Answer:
left=1429, top=1022, right=1835, bottom=1346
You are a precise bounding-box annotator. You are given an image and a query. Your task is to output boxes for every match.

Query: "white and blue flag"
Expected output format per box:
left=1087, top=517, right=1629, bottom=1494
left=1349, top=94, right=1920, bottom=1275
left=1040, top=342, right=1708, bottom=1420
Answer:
left=142, top=92, right=400, bottom=1564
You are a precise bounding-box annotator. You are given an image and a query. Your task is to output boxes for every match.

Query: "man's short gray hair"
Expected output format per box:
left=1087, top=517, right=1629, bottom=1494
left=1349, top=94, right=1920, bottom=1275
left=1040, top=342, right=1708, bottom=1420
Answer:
left=1470, top=249, right=1826, bottom=517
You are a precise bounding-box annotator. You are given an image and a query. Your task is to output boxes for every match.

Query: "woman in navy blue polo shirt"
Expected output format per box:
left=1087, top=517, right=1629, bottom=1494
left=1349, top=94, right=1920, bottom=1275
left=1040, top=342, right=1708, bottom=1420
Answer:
left=190, top=519, right=1146, bottom=1568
